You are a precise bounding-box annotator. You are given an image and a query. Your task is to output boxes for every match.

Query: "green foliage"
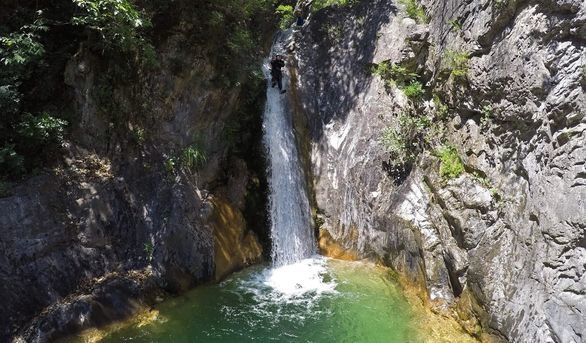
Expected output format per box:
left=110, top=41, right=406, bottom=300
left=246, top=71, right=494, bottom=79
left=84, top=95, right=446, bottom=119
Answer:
left=436, top=145, right=464, bottom=179
left=433, top=94, right=449, bottom=119
left=312, top=0, right=358, bottom=12
left=403, top=81, right=424, bottom=99
left=398, top=0, right=428, bottom=24
left=448, top=19, right=462, bottom=31
left=131, top=127, right=146, bottom=144
left=165, top=157, right=176, bottom=174
left=494, top=0, right=509, bottom=10
left=227, top=29, right=255, bottom=55
left=372, top=61, right=419, bottom=86
left=381, top=112, right=431, bottom=165
left=72, top=0, right=151, bottom=54
left=325, top=23, right=343, bottom=40
left=181, top=144, right=207, bottom=172
left=276, top=5, right=294, bottom=30
left=17, top=113, right=67, bottom=146
left=480, top=104, right=493, bottom=127
left=0, top=15, right=47, bottom=74
left=444, top=50, right=470, bottom=78
left=144, top=242, right=154, bottom=261
left=372, top=61, right=425, bottom=100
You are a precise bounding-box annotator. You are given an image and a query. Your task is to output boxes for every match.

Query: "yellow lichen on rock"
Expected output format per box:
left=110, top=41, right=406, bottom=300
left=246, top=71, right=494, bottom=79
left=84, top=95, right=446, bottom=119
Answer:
left=318, top=228, right=358, bottom=260
left=211, top=197, right=263, bottom=281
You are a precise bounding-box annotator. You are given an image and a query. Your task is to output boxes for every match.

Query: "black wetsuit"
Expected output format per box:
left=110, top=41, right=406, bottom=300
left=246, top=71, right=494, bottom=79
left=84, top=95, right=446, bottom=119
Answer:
left=270, top=59, right=285, bottom=91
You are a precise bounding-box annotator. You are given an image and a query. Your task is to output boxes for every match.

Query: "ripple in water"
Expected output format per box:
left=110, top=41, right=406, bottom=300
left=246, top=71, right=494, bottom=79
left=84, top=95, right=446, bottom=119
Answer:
left=72, top=257, right=419, bottom=343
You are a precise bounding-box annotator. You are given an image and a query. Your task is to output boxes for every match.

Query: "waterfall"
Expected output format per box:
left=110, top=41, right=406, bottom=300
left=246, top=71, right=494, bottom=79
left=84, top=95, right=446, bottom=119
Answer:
left=263, top=32, right=315, bottom=266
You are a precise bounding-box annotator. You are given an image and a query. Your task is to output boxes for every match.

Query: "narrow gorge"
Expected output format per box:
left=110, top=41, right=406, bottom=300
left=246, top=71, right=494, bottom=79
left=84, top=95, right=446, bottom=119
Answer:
left=1, top=0, right=585, bottom=342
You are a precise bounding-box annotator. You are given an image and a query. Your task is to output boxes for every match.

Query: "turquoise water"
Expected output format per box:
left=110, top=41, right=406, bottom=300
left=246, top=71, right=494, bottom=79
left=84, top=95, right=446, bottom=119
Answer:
left=72, top=257, right=420, bottom=343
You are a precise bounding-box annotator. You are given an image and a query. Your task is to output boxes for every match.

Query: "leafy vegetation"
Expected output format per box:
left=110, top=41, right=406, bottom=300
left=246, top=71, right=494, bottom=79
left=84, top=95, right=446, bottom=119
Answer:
left=181, top=144, right=207, bottom=173
left=480, top=104, right=493, bottom=127
left=144, top=242, right=154, bottom=262
left=381, top=112, right=431, bottom=165
left=444, top=50, right=470, bottom=78
left=402, top=81, right=424, bottom=99
left=372, top=61, right=425, bottom=100
left=312, top=0, right=358, bottom=12
left=398, top=0, right=428, bottom=24
left=71, top=0, right=152, bottom=54
left=436, top=145, right=464, bottom=179
left=276, top=5, right=294, bottom=30
left=433, top=94, right=449, bottom=119
left=448, top=19, right=462, bottom=31
left=0, top=0, right=277, bottom=180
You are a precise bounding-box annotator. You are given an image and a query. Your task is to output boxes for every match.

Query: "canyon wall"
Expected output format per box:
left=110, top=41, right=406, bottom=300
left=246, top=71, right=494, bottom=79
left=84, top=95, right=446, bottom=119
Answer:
left=293, top=0, right=586, bottom=341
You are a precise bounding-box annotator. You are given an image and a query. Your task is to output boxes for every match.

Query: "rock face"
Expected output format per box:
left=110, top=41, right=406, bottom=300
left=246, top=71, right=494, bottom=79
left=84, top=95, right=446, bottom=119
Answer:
left=293, top=0, right=586, bottom=342
left=0, top=22, right=267, bottom=343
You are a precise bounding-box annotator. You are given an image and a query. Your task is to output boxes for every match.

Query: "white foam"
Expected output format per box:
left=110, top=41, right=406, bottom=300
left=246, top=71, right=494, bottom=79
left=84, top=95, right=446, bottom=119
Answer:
left=263, top=257, right=337, bottom=299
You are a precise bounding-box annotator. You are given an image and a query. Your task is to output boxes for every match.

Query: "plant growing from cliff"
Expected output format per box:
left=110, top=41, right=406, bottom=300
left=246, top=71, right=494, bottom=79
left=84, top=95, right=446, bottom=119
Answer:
left=449, top=19, right=463, bottom=31
left=398, top=0, right=428, bottom=24
left=403, top=81, right=424, bottom=100
left=131, top=127, right=146, bottom=145
left=164, top=157, right=176, bottom=175
left=436, top=145, right=464, bottom=179
left=72, top=0, right=153, bottom=55
left=372, top=61, right=426, bottom=100
left=181, top=144, right=207, bottom=173
left=444, top=50, right=470, bottom=79
left=381, top=112, right=431, bottom=165
left=276, top=5, right=294, bottom=30
left=480, top=105, right=493, bottom=127
left=312, top=0, right=358, bottom=12
left=144, top=242, right=154, bottom=262
left=17, top=113, right=68, bottom=147
left=433, top=94, right=449, bottom=119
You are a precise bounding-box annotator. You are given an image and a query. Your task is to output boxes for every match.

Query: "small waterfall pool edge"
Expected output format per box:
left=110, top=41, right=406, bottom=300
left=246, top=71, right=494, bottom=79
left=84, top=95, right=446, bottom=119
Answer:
left=62, top=257, right=425, bottom=343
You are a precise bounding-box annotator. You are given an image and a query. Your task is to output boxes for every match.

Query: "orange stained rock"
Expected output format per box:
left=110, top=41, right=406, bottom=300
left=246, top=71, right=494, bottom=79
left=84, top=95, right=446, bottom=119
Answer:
left=318, top=228, right=358, bottom=261
left=210, top=197, right=262, bottom=281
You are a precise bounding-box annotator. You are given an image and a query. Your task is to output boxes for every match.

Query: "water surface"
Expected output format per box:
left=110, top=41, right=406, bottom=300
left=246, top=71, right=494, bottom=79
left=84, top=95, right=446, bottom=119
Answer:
left=80, top=257, right=420, bottom=343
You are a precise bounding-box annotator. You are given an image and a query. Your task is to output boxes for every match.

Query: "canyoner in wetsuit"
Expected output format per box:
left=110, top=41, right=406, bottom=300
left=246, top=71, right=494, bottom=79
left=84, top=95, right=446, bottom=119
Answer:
left=270, top=55, right=286, bottom=94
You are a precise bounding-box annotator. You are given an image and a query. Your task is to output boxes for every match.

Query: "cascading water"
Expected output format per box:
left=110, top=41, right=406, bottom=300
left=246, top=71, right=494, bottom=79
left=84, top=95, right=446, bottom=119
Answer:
left=262, top=32, right=315, bottom=266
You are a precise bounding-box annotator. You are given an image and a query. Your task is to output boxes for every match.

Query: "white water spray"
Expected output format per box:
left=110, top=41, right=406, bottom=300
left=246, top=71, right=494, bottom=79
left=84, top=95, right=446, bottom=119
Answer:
left=263, top=32, right=315, bottom=267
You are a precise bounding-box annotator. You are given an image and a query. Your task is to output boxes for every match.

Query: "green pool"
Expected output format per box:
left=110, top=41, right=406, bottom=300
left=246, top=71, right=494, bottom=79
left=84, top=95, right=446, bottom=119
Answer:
left=67, top=257, right=422, bottom=343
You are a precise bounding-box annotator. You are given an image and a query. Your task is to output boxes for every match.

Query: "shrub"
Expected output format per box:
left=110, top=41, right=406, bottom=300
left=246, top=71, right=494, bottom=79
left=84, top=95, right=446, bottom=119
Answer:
left=372, top=61, right=424, bottom=99
left=403, top=80, right=424, bottom=99
left=444, top=50, right=470, bottom=78
left=312, top=0, right=357, bottom=12
left=72, top=0, right=152, bottom=54
left=381, top=112, right=431, bottom=165
left=17, top=113, right=67, bottom=146
left=144, top=242, right=154, bottom=261
left=276, top=5, right=294, bottom=30
left=165, top=157, right=176, bottom=174
left=181, top=144, right=207, bottom=172
left=433, top=94, right=449, bottom=119
left=436, top=145, right=464, bottom=179
left=398, top=0, right=428, bottom=24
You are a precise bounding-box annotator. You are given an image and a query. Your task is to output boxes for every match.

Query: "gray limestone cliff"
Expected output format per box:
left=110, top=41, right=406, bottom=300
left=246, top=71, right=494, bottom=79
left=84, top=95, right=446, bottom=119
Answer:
left=292, top=0, right=586, bottom=341
left=0, top=20, right=269, bottom=343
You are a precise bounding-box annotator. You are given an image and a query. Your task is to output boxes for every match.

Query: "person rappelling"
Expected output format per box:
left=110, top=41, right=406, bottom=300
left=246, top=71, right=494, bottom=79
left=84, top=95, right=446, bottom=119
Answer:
left=294, top=0, right=313, bottom=26
left=270, top=54, right=287, bottom=94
